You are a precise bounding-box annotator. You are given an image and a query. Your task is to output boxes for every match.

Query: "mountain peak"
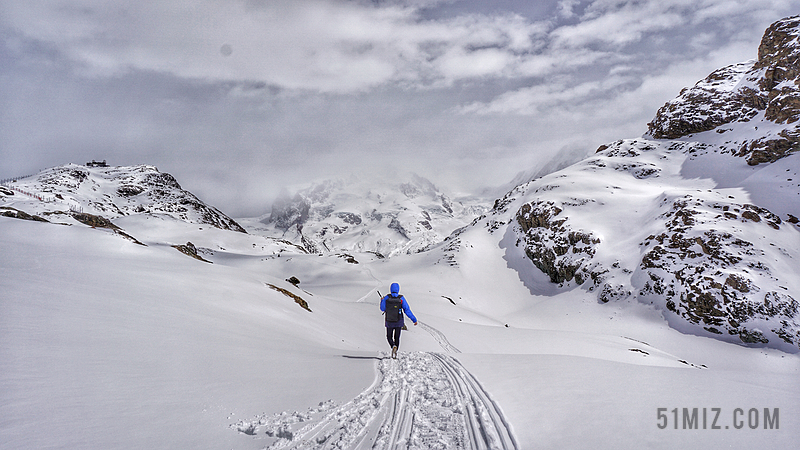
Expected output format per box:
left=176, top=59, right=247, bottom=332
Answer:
left=258, top=173, right=488, bottom=256
left=647, top=15, right=800, bottom=165
left=2, top=163, right=246, bottom=233
left=756, top=15, right=800, bottom=73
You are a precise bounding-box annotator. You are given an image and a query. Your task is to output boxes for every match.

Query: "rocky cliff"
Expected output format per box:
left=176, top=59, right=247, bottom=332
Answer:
left=648, top=16, right=800, bottom=165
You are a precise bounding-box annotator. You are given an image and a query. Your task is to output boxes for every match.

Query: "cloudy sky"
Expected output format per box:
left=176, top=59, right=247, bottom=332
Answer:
left=1, top=0, right=796, bottom=216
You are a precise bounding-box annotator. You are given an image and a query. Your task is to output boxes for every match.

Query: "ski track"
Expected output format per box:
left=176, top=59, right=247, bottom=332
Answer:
left=232, top=352, right=517, bottom=449
left=419, top=322, right=461, bottom=354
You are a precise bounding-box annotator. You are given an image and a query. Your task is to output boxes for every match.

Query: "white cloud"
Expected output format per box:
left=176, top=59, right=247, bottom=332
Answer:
left=1, top=0, right=797, bottom=214
left=457, top=74, right=634, bottom=116
left=556, top=0, right=581, bottom=19
left=1, top=0, right=550, bottom=92
left=2, top=0, right=788, bottom=95
left=552, top=2, right=684, bottom=47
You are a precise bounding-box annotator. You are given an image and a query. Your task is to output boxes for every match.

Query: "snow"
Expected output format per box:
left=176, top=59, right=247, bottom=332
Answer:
left=2, top=186, right=798, bottom=449
left=232, top=351, right=517, bottom=449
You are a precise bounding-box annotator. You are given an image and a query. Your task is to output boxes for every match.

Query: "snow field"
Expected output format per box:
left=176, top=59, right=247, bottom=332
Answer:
left=2, top=182, right=799, bottom=450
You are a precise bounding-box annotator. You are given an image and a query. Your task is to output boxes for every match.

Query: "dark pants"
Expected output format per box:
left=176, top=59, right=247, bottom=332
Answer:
left=386, top=327, right=402, bottom=348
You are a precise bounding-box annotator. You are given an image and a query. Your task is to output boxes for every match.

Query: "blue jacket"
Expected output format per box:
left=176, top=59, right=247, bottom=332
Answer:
left=380, top=284, right=417, bottom=327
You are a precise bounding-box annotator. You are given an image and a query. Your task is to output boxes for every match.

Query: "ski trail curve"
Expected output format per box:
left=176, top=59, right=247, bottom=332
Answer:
left=430, top=353, right=518, bottom=450
left=232, top=352, right=518, bottom=450
left=419, top=321, right=461, bottom=353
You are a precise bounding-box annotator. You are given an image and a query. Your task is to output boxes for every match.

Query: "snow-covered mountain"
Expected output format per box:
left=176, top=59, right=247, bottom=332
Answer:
left=647, top=15, right=800, bottom=164
left=251, top=173, right=489, bottom=256
left=1, top=162, right=246, bottom=233
left=438, top=16, right=800, bottom=352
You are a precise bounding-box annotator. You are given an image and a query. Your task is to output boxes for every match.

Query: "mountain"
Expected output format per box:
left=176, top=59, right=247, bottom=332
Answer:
left=1, top=162, right=246, bottom=233
left=437, top=16, right=800, bottom=351
left=252, top=173, right=489, bottom=256
left=647, top=15, right=800, bottom=164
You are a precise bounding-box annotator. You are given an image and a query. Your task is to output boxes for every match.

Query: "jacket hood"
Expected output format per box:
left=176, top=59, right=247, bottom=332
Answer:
left=390, top=283, right=400, bottom=296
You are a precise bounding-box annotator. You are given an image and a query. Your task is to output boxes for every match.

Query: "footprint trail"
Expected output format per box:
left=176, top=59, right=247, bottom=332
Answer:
left=233, top=351, right=517, bottom=449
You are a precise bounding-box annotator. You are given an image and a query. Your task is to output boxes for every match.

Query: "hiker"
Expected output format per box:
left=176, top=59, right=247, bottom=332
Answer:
left=380, top=282, right=417, bottom=359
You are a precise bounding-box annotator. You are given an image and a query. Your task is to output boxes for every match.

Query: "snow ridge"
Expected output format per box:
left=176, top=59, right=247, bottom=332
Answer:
left=457, top=137, right=800, bottom=351
left=1, top=163, right=246, bottom=233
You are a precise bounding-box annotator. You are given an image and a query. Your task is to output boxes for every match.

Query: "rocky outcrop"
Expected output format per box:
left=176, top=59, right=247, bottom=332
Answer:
left=172, top=241, right=212, bottom=263
left=1, top=207, right=49, bottom=223
left=647, top=15, right=800, bottom=164
left=71, top=212, right=146, bottom=245
left=266, top=283, right=312, bottom=312
left=71, top=212, right=120, bottom=229
left=515, top=200, right=601, bottom=285
left=637, top=195, right=798, bottom=346
left=647, top=61, right=764, bottom=139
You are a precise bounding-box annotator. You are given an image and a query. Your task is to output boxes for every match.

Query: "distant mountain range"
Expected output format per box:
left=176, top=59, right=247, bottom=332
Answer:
left=254, top=173, right=489, bottom=256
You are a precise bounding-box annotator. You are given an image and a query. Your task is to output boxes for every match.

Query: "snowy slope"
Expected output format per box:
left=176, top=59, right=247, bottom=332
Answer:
left=250, top=173, right=488, bottom=257
left=450, top=139, right=800, bottom=351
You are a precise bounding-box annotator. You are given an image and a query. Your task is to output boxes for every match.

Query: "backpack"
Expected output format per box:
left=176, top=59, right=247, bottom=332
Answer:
left=385, top=295, right=403, bottom=322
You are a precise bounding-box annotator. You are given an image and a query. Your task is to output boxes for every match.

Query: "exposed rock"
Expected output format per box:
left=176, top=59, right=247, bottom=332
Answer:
left=0, top=207, right=49, bottom=223
left=647, top=15, right=800, bottom=164
left=738, top=130, right=800, bottom=165
left=515, top=200, right=601, bottom=285
left=388, top=217, right=411, bottom=240
left=172, top=242, right=212, bottom=263
left=72, top=212, right=120, bottom=229
left=638, top=196, right=797, bottom=346
left=336, top=253, right=359, bottom=264
left=336, top=212, right=362, bottom=225
left=647, top=61, right=764, bottom=139
left=755, top=16, right=800, bottom=85
left=266, top=283, right=312, bottom=312
left=117, top=185, right=145, bottom=197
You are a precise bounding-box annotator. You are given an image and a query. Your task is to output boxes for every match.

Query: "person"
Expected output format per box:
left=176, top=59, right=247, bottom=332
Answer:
left=380, top=282, right=417, bottom=359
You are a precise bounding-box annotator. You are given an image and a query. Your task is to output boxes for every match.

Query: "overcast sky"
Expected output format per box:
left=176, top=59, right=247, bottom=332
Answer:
left=1, top=1, right=796, bottom=216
